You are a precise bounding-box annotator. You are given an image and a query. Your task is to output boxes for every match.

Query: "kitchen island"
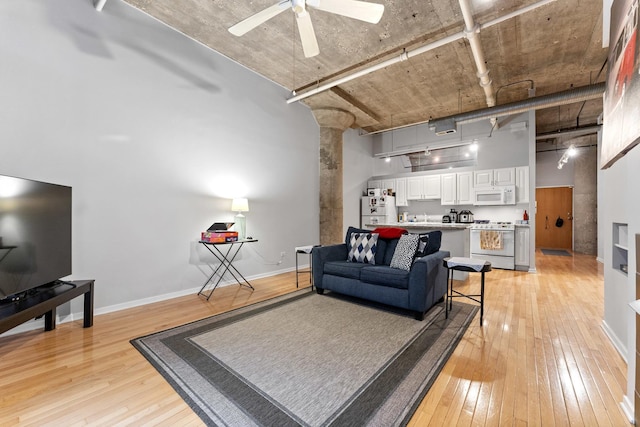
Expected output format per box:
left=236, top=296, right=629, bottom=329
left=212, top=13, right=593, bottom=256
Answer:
left=365, top=222, right=472, bottom=279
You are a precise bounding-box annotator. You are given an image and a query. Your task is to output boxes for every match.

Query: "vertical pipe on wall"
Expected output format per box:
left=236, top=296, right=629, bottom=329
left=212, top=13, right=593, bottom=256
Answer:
left=94, top=0, right=108, bottom=11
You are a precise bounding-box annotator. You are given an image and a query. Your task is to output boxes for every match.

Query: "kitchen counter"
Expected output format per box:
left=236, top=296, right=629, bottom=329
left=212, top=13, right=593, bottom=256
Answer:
left=365, top=222, right=472, bottom=230
left=365, top=222, right=470, bottom=280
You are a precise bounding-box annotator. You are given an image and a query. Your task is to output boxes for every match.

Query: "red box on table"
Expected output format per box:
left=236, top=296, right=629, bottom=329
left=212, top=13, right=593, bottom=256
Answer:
left=201, top=231, right=239, bottom=243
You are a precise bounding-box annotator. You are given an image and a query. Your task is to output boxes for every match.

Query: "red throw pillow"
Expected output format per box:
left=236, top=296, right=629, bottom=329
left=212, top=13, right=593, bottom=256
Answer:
left=373, top=227, right=408, bottom=240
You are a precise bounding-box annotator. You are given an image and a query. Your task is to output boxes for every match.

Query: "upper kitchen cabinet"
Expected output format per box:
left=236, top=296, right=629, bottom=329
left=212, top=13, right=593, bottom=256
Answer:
left=474, top=167, right=515, bottom=187
left=407, top=175, right=441, bottom=200
left=395, top=178, right=408, bottom=206
left=515, top=166, right=529, bottom=203
left=381, top=179, right=396, bottom=193
left=441, top=172, right=473, bottom=205
left=457, top=172, right=474, bottom=204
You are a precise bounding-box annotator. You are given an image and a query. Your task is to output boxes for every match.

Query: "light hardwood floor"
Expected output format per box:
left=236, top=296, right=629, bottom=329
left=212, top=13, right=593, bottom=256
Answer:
left=0, top=251, right=630, bottom=426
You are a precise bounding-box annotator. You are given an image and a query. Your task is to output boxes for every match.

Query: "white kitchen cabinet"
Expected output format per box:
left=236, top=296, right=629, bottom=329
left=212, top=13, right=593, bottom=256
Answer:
left=381, top=179, right=396, bottom=193
left=494, top=167, right=516, bottom=186
left=515, top=226, right=530, bottom=269
left=442, top=172, right=473, bottom=205
left=474, top=167, right=515, bottom=187
left=407, top=175, right=441, bottom=200
left=457, top=172, right=474, bottom=204
left=441, top=173, right=456, bottom=205
left=473, top=170, right=493, bottom=188
left=515, top=166, right=529, bottom=203
left=423, top=175, right=441, bottom=199
left=395, top=178, right=408, bottom=206
left=406, top=176, right=424, bottom=200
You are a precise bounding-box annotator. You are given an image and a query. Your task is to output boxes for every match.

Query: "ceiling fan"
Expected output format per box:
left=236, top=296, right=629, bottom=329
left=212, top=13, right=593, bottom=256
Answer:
left=228, top=0, right=385, bottom=58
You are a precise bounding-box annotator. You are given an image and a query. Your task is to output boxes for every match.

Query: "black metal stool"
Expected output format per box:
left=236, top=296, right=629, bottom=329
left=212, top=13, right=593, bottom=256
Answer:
left=443, top=257, right=492, bottom=326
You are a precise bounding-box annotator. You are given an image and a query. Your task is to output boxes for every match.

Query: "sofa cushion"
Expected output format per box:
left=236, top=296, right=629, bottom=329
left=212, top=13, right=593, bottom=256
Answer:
left=324, top=261, right=370, bottom=280
left=381, top=238, right=399, bottom=265
left=347, top=232, right=379, bottom=264
left=360, top=266, right=410, bottom=289
left=390, top=234, right=420, bottom=271
left=416, top=230, right=442, bottom=257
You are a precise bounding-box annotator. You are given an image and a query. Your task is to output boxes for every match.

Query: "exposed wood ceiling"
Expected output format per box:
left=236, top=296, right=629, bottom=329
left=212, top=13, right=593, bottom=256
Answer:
left=122, top=0, right=607, bottom=148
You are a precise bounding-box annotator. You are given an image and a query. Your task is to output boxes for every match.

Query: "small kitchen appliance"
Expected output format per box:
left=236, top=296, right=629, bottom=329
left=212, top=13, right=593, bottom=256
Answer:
left=442, top=214, right=451, bottom=223
left=448, top=208, right=458, bottom=223
left=457, top=210, right=474, bottom=223
left=473, top=185, right=516, bottom=205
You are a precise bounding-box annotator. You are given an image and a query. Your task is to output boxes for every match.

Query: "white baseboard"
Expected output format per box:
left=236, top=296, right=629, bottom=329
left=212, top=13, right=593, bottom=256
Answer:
left=597, top=257, right=604, bottom=264
left=1, top=267, right=298, bottom=338
left=601, top=319, right=628, bottom=362
left=621, top=394, right=635, bottom=424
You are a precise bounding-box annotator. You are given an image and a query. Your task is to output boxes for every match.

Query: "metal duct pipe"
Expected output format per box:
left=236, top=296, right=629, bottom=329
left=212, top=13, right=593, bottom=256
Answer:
left=429, top=82, right=605, bottom=128
left=286, top=0, right=556, bottom=104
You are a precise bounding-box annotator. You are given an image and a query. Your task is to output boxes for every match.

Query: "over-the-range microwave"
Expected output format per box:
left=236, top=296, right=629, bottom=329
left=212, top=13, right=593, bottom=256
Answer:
left=473, top=185, right=516, bottom=206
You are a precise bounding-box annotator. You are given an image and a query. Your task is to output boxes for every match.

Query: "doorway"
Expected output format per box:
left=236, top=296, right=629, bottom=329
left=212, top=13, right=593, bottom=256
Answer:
left=535, top=187, right=573, bottom=249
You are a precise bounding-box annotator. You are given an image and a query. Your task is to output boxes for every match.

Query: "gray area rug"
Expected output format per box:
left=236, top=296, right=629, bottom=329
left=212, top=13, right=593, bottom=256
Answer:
left=541, top=248, right=572, bottom=256
left=131, top=290, right=478, bottom=426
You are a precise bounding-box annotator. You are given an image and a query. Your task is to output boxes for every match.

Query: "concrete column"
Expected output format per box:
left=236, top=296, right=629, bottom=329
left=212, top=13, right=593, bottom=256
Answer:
left=574, top=142, right=598, bottom=255
left=312, top=108, right=355, bottom=245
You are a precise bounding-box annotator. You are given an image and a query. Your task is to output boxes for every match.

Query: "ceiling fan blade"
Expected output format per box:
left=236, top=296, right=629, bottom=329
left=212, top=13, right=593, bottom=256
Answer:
left=308, top=0, right=384, bottom=24
left=295, top=11, right=319, bottom=58
left=229, top=2, right=290, bottom=36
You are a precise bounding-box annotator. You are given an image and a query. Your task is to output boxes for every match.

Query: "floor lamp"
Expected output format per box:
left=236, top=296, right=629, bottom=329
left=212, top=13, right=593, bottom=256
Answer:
left=231, top=198, right=249, bottom=240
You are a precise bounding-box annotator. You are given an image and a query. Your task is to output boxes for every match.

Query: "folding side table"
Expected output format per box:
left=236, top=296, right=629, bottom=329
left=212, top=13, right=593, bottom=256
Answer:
left=198, top=239, right=258, bottom=300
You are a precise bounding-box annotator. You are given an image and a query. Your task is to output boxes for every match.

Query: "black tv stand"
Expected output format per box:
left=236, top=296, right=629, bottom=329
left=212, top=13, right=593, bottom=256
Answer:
left=0, top=280, right=94, bottom=335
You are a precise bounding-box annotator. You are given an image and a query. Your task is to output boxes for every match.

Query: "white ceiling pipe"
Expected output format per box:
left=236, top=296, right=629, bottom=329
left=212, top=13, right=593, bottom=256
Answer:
left=286, top=0, right=557, bottom=104
left=286, top=33, right=463, bottom=103
left=94, top=0, right=108, bottom=11
left=459, top=0, right=495, bottom=107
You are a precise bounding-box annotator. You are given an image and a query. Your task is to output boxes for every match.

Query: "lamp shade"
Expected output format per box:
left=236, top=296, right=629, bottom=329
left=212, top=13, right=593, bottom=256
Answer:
left=231, top=197, right=249, bottom=212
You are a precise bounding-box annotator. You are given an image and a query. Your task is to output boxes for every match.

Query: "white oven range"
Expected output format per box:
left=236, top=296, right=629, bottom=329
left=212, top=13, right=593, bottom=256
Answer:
left=469, top=222, right=515, bottom=270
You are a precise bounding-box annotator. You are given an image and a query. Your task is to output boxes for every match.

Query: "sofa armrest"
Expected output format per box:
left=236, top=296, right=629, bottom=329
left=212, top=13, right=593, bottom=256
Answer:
left=312, top=244, right=348, bottom=289
left=407, top=250, right=450, bottom=312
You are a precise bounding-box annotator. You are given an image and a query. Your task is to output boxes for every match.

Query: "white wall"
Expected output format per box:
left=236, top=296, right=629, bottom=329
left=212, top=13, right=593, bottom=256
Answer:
left=536, top=151, right=575, bottom=187
left=0, top=0, right=320, bottom=321
left=601, top=141, right=640, bottom=418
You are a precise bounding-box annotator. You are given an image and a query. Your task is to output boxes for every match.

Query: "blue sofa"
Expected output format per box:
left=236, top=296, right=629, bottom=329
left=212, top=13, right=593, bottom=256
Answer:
left=312, top=227, right=450, bottom=320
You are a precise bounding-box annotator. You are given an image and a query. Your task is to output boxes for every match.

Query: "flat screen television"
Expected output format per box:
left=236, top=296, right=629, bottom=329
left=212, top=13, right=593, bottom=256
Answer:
left=0, top=175, right=72, bottom=300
